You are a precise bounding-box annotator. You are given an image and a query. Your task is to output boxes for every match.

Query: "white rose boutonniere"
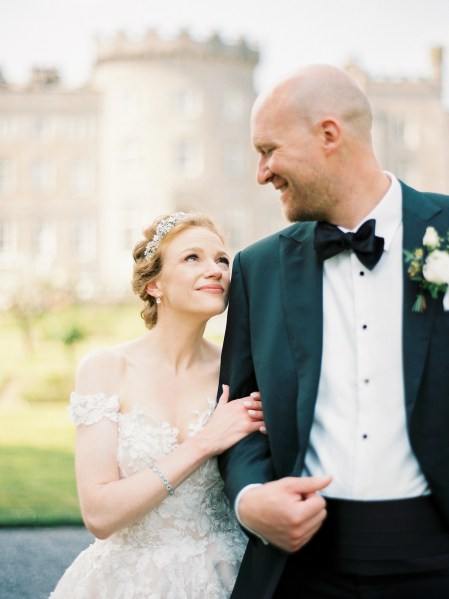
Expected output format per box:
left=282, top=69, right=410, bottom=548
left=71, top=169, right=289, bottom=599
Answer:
left=422, top=226, right=440, bottom=249
left=404, top=226, right=449, bottom=313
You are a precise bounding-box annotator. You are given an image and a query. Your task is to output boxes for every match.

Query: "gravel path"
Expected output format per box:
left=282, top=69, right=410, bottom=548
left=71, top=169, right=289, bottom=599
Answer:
left=0, top=526, right=93, bottom=599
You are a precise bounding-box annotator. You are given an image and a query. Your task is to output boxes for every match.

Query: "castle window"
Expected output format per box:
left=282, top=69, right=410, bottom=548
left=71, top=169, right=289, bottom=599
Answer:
left=0, top=159, right=16, bottom=193
left=120, top=209, right=144, bottom=252
left=118, top=140, right=142, bottom=179
left=34, top=223, right=57, bottom=260
left=222, top=91, right=245, bottom=122
left=0, top=222, right=16, bottom=255
left=175, top=140, right=203, bottom=178
left=31, top=117, right=54, bottom=140
left=0, top=117, right=16, bottom=140
left=223, top=140, right=245, bottom=178
left=68, top=116, right=96, bottom=140
left=70, top=160, right=95, bottom=196
left=31, top=158, right=55, bottom=191
left=225, top=207, right=249, bottom=250
left=391, top=117, right=406, bottom=146
left=73, top=221, right=96, bottom=262
left=174, top=89, right=202, bottom=119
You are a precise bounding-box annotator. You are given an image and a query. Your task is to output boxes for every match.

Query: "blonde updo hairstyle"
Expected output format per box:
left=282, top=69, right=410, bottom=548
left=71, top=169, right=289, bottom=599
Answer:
left=132, top=212, right=224, bottom=329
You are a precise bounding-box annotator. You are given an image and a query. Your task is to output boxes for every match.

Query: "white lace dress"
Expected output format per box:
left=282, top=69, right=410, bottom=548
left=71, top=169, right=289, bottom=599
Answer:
left=50, top=393, right=247, bottom=599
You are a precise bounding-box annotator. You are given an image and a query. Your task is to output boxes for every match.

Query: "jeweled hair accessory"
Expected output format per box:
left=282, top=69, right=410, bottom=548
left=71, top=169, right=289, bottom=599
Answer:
left=144, top=212, right=187, bottom=260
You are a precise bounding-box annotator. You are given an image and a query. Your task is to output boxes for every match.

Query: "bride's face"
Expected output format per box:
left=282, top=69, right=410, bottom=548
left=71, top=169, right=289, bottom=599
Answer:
left=154, top=227, right=230, bottom=319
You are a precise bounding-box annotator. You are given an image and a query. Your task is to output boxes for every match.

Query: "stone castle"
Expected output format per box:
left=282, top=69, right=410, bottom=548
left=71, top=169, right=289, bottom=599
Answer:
left=0, top=31, right=447, bottom=301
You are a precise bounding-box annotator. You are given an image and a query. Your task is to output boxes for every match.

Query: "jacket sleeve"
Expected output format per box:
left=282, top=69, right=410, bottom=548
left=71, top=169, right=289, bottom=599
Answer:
left=217, top=251, right=275, bottom=505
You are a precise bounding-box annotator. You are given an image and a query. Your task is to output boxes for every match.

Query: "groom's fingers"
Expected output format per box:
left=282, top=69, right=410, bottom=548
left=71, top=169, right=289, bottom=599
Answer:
left=238, top=477, right=331, bottom=553
left=286, top=475, right=333, bottom=496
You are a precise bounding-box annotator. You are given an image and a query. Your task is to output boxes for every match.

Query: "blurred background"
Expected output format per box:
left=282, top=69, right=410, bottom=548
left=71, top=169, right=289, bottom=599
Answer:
left=1, top=0, right=449, bottom=528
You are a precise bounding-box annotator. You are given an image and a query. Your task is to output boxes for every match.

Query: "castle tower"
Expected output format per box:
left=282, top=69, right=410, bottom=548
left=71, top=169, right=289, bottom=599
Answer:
left=91, top=30, right=269, bottom=290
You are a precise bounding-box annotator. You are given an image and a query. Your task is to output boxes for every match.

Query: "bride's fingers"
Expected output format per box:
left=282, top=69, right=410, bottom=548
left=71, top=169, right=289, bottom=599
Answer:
left=246, top=405, right=264, bottom=419
left=248, top=411, right=264, bottom=421
left=244, top=393, right=264, bottom=420
left=247, top=403, right=266, bottom=432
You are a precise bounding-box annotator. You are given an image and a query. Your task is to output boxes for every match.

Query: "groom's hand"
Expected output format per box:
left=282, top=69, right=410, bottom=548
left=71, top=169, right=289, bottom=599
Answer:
left=238, top=475, right=331, bottom=553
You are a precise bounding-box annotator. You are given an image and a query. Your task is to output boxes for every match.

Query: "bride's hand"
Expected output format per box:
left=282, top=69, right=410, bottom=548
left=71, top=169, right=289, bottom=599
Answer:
left=196, top=385, right=266, bottom=456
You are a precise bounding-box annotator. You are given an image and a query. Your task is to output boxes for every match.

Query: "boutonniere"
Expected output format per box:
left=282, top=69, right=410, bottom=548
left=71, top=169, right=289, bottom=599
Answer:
left=404, top=226, right=449, bottom=313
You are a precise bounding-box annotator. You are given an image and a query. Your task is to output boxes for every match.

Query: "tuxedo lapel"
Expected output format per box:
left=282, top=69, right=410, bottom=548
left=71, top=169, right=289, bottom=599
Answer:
left=279, top=223, right=323, bottom=470
left=402, top=183, right=442, bottom=418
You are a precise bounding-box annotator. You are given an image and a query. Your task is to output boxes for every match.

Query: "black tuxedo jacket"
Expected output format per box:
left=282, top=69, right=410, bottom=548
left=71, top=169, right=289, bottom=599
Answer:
left=218, top=182, right=449, bottom=599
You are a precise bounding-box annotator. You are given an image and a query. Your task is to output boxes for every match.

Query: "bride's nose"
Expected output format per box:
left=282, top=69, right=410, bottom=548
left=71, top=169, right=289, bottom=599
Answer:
left=204, top=260, right=223, bottom=278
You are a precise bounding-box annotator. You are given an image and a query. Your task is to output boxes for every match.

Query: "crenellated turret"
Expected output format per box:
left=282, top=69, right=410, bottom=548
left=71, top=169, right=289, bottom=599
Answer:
left=94, top=29, right=259, bottom=67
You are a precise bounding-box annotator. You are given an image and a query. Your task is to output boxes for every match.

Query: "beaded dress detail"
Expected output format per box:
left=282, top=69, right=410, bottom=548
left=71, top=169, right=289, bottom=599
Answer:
left=50, top=393, right=247, bottom=599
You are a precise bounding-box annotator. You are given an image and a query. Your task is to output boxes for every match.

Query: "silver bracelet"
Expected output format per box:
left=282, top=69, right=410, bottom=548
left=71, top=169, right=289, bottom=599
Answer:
left=148, top=463, right=174, bottom=496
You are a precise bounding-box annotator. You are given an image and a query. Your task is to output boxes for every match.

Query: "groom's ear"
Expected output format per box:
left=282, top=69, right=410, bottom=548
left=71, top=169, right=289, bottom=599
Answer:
left=318, top=118, right=341, bottom=156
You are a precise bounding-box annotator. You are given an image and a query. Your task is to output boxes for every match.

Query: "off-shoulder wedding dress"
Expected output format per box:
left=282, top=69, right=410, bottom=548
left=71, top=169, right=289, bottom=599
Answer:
left=50, top=393, right=246, bottom=599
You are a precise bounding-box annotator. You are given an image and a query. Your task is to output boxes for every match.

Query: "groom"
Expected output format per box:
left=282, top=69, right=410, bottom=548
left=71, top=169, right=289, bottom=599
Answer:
left=218, top=64, right=449, bottom=598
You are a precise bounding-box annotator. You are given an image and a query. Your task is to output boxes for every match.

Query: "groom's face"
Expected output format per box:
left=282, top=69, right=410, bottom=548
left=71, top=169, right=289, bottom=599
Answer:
left=251, top=95, right=335, bottom=223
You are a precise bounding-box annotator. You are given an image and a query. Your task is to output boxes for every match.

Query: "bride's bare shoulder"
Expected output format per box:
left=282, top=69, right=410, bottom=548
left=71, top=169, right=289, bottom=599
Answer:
left=74, top=342, right=131, bottom=395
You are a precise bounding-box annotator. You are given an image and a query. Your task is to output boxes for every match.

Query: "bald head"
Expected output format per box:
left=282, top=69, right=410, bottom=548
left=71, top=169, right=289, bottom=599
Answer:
left=250, top=64, right=389, bottom=228
left=253, top=64, right=373, bottom=143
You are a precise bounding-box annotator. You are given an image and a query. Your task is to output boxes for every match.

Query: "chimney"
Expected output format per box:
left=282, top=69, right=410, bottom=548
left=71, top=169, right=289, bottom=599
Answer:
left=431, top=46, right=443, bottom=86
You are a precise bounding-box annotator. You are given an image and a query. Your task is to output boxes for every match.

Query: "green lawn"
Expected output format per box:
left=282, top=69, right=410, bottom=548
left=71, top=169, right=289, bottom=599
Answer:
left=0, top=404, right=81, bottom=525
left=0, top=302, right=226, bottom=525
left=0, top=302, right=144, bottom=526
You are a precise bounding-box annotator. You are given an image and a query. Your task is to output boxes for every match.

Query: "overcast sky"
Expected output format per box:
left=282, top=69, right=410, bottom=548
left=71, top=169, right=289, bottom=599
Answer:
left=1, top=0, right=449, bottom=91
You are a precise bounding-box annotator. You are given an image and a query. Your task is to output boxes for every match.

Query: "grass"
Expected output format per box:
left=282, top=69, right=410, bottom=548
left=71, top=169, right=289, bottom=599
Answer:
left=0, top=404, right=81, bottom=526
left=0, top=302, right=144, bottom=526
left=0, top=301, right=226, bottom=525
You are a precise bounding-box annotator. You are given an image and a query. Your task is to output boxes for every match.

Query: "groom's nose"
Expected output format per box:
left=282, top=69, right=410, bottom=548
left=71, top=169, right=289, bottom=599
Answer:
left=256, top=157, right=273, bottom=185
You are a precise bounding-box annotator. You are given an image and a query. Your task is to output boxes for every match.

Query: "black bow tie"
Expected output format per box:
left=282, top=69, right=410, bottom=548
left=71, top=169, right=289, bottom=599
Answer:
left=314, top=218, right=384, bottom=270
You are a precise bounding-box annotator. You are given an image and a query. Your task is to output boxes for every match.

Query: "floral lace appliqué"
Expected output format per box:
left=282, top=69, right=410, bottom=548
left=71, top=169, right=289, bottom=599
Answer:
left=69, top=392, right=120, bottom=426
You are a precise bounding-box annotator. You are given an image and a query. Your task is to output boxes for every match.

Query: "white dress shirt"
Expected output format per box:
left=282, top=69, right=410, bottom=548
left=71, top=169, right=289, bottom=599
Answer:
left=303, top=174, right=429, bottom=499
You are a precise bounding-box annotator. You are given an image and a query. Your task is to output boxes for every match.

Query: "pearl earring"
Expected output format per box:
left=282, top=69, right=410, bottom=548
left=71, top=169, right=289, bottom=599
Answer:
left=156, top=293, right=161, bottom=305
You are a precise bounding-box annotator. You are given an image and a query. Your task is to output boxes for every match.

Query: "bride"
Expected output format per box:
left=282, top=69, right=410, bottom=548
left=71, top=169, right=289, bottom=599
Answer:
left=50, top=212, right=265, bottom=599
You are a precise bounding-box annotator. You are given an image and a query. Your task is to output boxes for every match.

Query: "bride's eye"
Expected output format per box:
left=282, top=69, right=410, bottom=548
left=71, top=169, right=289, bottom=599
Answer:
left=185, top=254, right=199, bottom=262
left=217, top=257, right=230, bottom=267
